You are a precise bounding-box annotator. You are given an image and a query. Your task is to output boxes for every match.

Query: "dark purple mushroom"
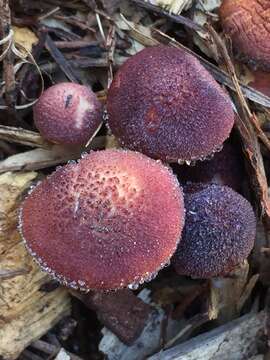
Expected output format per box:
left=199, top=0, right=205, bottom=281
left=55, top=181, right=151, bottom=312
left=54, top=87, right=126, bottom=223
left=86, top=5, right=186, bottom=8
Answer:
left=173, top=184, right=256, bottom=278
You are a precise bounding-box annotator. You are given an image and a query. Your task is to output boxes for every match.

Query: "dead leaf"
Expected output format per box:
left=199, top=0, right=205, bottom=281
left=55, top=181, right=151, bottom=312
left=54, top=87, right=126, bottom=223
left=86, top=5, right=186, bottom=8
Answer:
left=13, top=26, right=38, bottom=56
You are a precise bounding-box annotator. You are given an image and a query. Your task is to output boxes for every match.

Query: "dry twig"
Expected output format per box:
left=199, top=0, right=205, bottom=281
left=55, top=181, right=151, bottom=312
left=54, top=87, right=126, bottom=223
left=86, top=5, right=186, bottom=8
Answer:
left=0, top=0, right=16, bottom=118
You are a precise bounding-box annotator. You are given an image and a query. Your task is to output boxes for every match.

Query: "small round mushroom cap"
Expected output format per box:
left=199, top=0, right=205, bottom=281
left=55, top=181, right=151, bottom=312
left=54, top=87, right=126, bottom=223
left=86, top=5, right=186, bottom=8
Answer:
left=220, top=0, right=270, bottom=71
left=33, top=83, right=102, bottom=146
left=173, top=184, right=256, bottom=278
left=107, top=45, right=234, bottom=162
left=19, top=150, right=185, bottom=291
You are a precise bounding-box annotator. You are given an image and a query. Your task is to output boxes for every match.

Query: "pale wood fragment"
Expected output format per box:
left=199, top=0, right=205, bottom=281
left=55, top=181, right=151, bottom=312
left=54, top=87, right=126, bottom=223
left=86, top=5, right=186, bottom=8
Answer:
left=0, top=172, right=71, bottom=359
left=149, top=311, right=264, bottom=360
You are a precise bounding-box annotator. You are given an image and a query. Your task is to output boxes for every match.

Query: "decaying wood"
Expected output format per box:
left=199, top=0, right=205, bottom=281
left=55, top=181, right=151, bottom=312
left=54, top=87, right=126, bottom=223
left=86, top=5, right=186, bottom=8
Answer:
left=0, top=171, right=71, bottom=359
left=75, top=289, right=152, bottom=345
left=30, top=340, right=83, bottom=360
left=149, top=311, right=265, bottom=360
left=99, top=289, right=185, bottom=360
left=0, top=0, right=16, bottom=111
left=0, top=147, right=76, bottom=173
left=0, top=135, right=111, bottom=173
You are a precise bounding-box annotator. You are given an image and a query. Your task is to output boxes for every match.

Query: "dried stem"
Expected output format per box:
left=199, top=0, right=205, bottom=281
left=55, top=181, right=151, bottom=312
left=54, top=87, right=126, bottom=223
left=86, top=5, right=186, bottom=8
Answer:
left=131, top=0, right=204, bottom=33
left=0, top=0, right=16, bottom=113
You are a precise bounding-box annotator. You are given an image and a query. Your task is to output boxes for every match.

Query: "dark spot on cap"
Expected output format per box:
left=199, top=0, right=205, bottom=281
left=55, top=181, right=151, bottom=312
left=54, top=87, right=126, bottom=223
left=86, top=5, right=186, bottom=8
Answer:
left=65, top=94, right=73, bottom=109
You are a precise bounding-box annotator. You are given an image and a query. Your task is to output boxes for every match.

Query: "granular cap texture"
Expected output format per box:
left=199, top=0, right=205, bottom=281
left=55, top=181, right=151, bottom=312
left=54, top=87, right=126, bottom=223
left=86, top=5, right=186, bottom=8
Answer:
left=107, top=45, right=234, bottom=162
left=173, top=184, right=256, bottom=278
left=220, top=0, right=270, bottom=71
left=20, top=150, right=185, bottom=290
left=33, top=83, right=102, bottom=145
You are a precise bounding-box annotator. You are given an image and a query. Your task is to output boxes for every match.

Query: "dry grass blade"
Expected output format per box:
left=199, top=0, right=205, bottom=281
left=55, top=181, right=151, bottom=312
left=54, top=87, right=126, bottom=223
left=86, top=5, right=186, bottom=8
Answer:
left=0, top=147, right=75, bottom=173
left=0, top=125, right=49, bottom=148
left=45, top=35, right=81, bottom=84
left=0, top=136, right=109, bottom=173
left=131, top=0, right=204, bottom=32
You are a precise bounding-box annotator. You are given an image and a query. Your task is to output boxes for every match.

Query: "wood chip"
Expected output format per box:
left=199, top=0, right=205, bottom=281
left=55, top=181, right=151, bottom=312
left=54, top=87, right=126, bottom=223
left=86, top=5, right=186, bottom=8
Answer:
left=149, top=311, right=264, bottom=360
left=0, top=172, right=71, bottom=359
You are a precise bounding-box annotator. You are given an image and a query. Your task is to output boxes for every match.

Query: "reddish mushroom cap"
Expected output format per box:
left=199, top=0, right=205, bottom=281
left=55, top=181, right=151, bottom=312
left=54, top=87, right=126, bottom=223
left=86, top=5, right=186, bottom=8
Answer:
left=33, top=83, right=103, bottom=146
left=107, top=45, right=234, bottom=162
left=249, top=69, right=270, bottom=98
left=19, top=149, right=185, bottom=291
left=220, top=0, right=270, bottom=71
left=173, top=184, right=256, bottom=278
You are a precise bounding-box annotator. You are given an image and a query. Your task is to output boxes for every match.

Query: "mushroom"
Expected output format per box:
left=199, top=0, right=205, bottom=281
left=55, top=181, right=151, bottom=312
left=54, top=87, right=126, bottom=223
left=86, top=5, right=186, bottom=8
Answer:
left=107, top=45, right=234, bottom=163
left=248, top=69, right=270, bottom=98
left=220, top=0, right=270, bottom=71
left=19, top=149, right=185, bottom=291
left=172, top=184, right=256, bottom=279
left=33, top=82, right=103, bottom=146
left=174, top=142, right=244, bottom=192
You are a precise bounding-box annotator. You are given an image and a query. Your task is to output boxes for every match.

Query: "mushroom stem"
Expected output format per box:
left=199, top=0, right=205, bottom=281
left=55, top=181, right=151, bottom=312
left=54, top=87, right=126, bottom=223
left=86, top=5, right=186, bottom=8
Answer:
left=71, top=289, right=152, bottom=345
left=208, top=261, right=249, bottom=324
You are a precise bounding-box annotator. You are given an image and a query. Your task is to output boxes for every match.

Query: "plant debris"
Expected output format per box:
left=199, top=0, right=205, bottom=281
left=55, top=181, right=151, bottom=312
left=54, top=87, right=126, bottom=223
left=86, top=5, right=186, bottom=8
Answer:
left=0, top=0, right=270, bottom=359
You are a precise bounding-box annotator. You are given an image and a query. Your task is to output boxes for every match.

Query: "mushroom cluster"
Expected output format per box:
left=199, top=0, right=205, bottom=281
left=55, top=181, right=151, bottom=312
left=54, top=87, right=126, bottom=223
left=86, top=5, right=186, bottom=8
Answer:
left=20, top=45, right=256, bottom=294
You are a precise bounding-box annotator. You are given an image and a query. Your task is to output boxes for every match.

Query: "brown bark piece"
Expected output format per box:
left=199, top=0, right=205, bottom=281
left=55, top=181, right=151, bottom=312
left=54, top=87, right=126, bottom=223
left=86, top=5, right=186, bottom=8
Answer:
left=0, top=172, right=71, bottom=359
left=76, top=289, right=152, bottom=345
